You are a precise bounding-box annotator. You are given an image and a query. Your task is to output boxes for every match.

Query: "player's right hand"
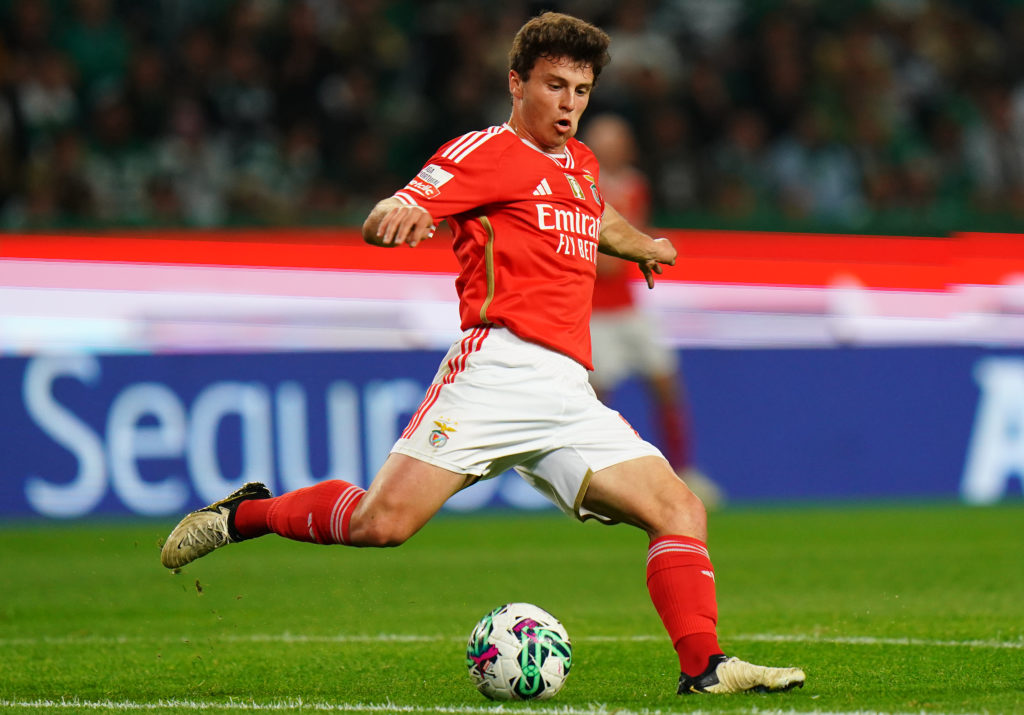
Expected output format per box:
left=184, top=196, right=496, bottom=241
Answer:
left=640, top=237, right=677, bottom=289
left=375, top=204, right=436, bottom=247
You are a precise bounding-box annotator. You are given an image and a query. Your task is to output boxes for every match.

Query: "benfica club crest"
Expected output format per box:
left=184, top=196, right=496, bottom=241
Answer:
left=583, top=173, right=601, bottom=204
left=428, top=417, right=458, bottom=448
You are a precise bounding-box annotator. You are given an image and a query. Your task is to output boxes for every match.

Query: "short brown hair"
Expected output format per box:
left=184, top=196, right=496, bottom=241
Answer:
left=509, top=12, right=611, bottom=82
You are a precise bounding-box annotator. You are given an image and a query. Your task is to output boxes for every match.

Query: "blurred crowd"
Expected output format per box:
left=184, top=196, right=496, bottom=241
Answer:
left=1, top=0, right=1024, bottom=231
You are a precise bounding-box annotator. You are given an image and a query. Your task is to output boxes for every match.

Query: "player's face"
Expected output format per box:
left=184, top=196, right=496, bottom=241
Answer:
left=509, top=55, right=594, bottom=153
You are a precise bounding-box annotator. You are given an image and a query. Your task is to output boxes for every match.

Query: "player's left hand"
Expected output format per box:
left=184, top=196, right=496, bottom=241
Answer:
left=640, top=237, right=677, bottom=289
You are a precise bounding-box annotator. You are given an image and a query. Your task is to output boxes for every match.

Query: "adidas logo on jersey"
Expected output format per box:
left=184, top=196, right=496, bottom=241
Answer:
left=532, top=178, right=553, bottom=196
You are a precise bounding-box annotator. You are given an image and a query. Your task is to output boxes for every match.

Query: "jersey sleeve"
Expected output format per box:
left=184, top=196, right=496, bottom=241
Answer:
left=392, top=130, right=505, bottom=222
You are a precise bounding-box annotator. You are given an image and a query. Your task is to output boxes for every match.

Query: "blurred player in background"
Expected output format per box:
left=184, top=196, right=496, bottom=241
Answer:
left=584, top=114, right=725, bottom=509
left=161, top=12, right=803, bottom=697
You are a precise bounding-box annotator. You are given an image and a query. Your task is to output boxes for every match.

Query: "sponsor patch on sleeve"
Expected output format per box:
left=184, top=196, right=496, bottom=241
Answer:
left=408, top=164, right=455, bottom=199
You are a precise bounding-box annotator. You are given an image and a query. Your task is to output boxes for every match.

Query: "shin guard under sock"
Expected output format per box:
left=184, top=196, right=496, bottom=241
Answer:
left=234, top=480, right=365, bottom=545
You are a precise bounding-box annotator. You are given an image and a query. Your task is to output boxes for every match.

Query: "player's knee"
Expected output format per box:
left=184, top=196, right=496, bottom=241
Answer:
left=349, top=517, right=415, bottom=548
left=651, top=479, right=707, bottom=538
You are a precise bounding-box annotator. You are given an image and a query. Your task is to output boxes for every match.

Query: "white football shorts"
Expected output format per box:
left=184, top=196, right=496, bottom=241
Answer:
left=589, top=307, right=678, bottom=391
left=390, top=326, right=665, bottom=522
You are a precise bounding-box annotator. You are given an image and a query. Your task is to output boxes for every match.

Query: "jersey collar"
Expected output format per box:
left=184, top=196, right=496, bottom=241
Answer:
left=503, top=123, right=574, bottom=168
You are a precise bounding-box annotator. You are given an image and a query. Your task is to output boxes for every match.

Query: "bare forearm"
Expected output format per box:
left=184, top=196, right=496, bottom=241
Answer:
left=598, top=226, right=660, bottom=262
left=598, top=203, right=677, bottom=288
left=599, top=203, right=665, bottom=261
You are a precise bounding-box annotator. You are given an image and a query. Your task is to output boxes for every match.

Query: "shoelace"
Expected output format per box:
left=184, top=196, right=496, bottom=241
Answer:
left=176, top=509, right=230, bottom=550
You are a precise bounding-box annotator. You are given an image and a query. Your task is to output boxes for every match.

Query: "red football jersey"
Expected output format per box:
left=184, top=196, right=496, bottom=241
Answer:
left=393, top=123, right=605, bottom=369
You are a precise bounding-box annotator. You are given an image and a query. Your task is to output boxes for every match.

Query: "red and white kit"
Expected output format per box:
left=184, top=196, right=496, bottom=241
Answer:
left=391, top=325, right=663, bottom=520
left=390, top=125, right=665, bottom=518
left=394, top=123, right=606, bottom=370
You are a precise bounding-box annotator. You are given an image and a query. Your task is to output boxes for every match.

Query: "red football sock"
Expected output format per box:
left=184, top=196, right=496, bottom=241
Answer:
left=646, top=535, right=722, bottom=676
left=234, top=480, right=365, bottom=546
left=233, top=497, right=273, bottom=539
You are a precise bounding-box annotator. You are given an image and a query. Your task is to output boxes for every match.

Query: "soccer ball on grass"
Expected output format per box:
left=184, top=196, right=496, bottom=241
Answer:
left=465, top=602, right=572, bottom=700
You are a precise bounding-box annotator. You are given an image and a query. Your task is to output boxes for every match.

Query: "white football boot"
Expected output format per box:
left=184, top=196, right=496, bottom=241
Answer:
left=160, top=482, right=271, bottom=569
left=678, top=654, right=805, bottom=694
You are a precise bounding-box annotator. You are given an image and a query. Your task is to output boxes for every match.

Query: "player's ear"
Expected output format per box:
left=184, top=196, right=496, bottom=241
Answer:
left=509, top=70, right=523, bottom=100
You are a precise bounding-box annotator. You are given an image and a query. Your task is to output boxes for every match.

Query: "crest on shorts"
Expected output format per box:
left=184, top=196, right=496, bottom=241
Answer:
left=429, top=417, right=457, bottom=448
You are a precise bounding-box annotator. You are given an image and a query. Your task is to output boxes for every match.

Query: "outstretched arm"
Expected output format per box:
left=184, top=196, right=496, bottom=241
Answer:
left=598, top=202, right=677, bottom=288
left=362, top=198, right=436, bottom=248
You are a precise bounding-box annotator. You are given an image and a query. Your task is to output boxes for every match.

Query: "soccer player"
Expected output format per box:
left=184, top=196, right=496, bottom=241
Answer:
left=160, top=12, right=805, bottom=696
left=583, top=113, right=726, bottom=509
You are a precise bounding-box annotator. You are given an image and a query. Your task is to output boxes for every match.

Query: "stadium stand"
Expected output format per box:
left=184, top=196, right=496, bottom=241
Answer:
left=1, top=0, right=1023, bottom=233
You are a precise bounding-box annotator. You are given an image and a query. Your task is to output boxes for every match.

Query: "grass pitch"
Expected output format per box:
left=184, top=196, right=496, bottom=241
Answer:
left=1, top=502, right=1021, bottom=715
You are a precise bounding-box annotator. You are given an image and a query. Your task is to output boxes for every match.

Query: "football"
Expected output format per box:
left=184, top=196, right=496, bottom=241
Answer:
left=465, top=602, right=572, bottom=700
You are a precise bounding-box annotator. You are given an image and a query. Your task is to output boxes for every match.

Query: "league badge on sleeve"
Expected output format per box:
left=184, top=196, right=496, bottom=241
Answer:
left=409, top=164, right=455, bottom=198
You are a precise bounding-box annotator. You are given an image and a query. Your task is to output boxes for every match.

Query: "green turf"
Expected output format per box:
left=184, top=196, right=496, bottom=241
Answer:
left=1, top=502, right=1022, bottom=714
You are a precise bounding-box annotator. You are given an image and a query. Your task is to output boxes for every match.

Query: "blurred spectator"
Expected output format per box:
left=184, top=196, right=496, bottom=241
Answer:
left=156, top=96, right=231, bottom=227
left=769, top=107, right=865, bottom=223
left=682, top=59, right=733, bottom=148
left=602, top=0, right=686, bottom=109
left=82, top=92, right=157, bottom=223
left=124, top=47, right=171, bottom=141
left=643, top=106, right=702, bottom=216
left=212, top=39, right=276, bottom=152
left=0, top=79, right=25, bottom=220
left=172, top=25, right=220, bottom=123
left=10, top=128, right=93, bottom=228
left=145, top=174, right=184, bottom=225
left=2, top=0, right=55, bottom=61
left=18, top=50, right=79, bottom=150
left=655, top=0, right=745, bottom=57
left=585, top=113, right=725, bottom=508
left=964, top=80, right=1024, bottom=215
left=56, top=0, right=130, bottom=107
left=710, top=108, right=770, bottom=219
left=747, top=11, right=807, bottom=140
left=925, top=108, right=971, bottom=211
left=275, top=1, right=340, bottom=134
left=231, top=119, right=323, bottom=224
